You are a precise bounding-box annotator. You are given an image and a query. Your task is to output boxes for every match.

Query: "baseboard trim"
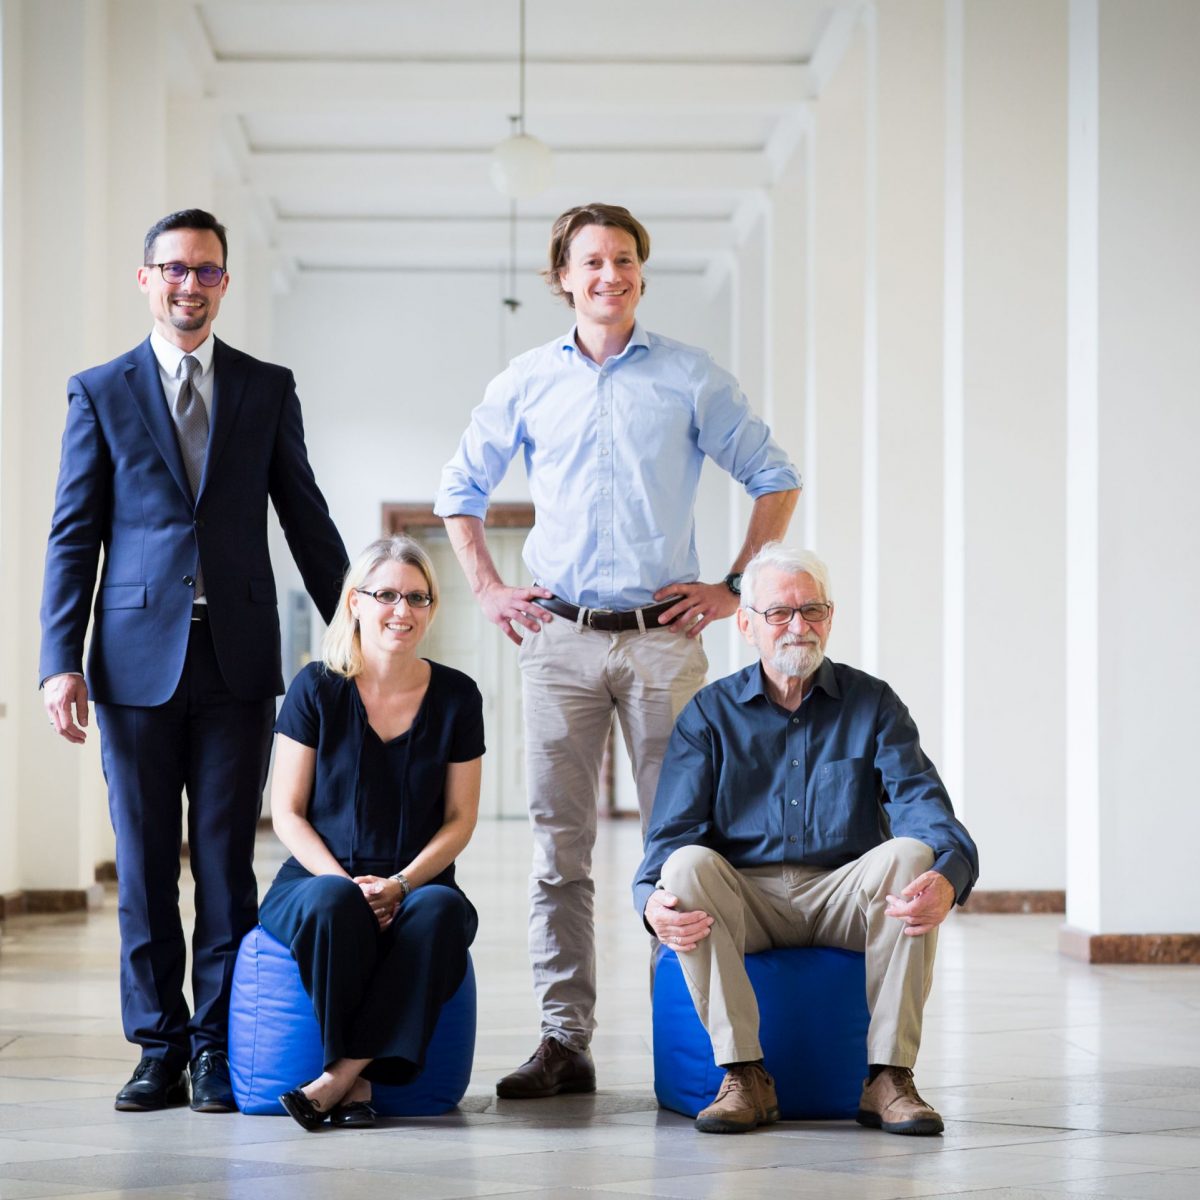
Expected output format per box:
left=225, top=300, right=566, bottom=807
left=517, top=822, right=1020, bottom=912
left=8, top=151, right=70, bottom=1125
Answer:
left=95, top=861, right=117, bottom=883
left=1059, top=925, right=1200, bottom=964
left=0, top=891, right=25, bottom=920
left=960, top=889, right=1065, bottom=914
left=15, top=884, right=106, bottom=914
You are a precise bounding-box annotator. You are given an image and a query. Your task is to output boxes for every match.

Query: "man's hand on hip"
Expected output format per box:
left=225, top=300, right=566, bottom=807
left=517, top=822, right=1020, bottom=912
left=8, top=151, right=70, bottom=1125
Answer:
left=653, top=581, right=740, bottom=638
left=478, top=583, right=554, bottom=646
left=44, top=673, right=89, bottom=744
left=885, top=870, right=956, bottom=936
left=645, top=889, right=714, bottom=952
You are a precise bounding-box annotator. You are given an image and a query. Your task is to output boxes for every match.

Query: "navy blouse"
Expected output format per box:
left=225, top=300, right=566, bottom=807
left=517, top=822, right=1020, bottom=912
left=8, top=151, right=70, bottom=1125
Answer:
left=275, top=660, right=485, bottom=885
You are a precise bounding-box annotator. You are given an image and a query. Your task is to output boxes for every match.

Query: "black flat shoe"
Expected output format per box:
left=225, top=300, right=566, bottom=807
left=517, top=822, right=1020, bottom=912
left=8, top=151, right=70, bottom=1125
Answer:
left=330, top=1099, right=376, bottom=1128
left=279, top=1083, right=328, bottom=1132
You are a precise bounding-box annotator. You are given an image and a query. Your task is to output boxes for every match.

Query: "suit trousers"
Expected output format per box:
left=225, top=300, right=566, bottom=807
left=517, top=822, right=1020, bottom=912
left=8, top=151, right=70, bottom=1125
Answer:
left=258, top=870, right=477, bottom=1083
left=659, top=838, right=938, bottom=1068
left=518, top=617, right=707, bottom=1051
left=96, top=615, right=274, bottom=1068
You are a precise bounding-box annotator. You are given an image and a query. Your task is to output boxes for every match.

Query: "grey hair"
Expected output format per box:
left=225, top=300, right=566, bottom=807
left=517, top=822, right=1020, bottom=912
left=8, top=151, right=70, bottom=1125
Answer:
left=740, top=543, right=833, bottom=609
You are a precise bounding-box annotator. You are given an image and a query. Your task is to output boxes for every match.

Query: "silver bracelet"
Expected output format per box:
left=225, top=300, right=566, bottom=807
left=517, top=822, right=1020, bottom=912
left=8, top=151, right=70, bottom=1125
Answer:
left=388, top=872, right=411, bottom=898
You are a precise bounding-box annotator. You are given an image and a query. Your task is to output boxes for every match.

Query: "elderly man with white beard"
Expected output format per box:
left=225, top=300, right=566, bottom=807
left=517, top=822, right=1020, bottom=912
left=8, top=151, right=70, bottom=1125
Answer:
left=633, top=543, right=978, bottom=1137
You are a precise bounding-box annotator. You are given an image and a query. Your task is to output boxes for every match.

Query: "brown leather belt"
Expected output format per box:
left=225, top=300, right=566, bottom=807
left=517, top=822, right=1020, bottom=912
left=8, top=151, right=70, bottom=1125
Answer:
left=539, top=595, right=678, bottom=633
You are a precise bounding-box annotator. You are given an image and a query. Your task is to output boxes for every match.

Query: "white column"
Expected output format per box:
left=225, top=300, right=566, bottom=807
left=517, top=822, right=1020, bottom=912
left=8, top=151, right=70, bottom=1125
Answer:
left=809, top=21, right=868, bottom=661
left=1064, top=0, right=1200, bottom=944
left=873, top=0, right=946, bottom=758
left=951, top=0, right=1068, bottom=884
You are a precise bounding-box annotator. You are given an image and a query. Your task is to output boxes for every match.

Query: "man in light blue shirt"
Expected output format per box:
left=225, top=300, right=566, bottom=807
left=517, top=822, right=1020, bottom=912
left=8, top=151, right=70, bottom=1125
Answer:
left=435, top=203, right=800, bottom=1098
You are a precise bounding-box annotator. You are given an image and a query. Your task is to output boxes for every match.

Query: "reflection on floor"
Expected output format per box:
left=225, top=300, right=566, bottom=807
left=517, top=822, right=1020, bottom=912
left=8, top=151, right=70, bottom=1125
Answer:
left=0, top=819, right=1198, bottom=1199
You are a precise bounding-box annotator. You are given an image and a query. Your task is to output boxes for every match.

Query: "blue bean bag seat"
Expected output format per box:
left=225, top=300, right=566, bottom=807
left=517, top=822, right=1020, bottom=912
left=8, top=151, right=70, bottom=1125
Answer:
left=653, top=945, right=869, bottom=1120
left=229, top=925, right=476, bottom=1116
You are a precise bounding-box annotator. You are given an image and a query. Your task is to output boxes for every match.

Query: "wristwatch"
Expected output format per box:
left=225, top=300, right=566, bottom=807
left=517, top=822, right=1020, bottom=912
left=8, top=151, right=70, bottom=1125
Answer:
left=388, top=872, right=411, bottom=899
left=723, top=572, right=743, bottom=596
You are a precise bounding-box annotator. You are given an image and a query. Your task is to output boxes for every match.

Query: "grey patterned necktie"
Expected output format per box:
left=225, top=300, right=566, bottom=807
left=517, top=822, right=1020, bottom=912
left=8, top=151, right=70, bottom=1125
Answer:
left=173, top=354, right=208, bottom=499
left=172, top=354, right=208, bottom=597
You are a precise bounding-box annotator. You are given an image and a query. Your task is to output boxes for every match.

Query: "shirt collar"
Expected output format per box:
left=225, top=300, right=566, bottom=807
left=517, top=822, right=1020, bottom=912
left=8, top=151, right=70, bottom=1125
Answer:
left=560, top=320, right=650, bottom=361
left=149, top=329, right=215, bottom=379
left=735, top=656, right=841, bottom=705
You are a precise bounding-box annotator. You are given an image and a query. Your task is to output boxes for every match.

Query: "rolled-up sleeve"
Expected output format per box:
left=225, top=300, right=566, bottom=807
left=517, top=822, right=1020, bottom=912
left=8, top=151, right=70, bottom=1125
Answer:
left=434, top=365, right=526, bottom=520
left=692, top=361, right=801, bottom=499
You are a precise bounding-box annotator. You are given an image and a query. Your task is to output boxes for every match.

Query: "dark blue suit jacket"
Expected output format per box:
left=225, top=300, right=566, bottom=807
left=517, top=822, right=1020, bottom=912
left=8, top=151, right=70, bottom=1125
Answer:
left=39, top=336, right=348, bottom=706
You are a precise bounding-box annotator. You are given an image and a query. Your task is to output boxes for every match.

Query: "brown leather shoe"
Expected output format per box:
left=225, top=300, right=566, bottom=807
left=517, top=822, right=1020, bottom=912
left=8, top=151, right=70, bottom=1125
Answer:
left=856, top=1066, right=944, bottom=1135
left=694, top=1063, right=780, bottom=1133
left=496, top=1037, right=596, bottom=1099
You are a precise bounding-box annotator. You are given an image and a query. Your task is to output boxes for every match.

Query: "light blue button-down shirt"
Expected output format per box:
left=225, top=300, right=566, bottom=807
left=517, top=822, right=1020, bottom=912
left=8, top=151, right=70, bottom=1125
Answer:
left=434, top=323, right=801, bottom=610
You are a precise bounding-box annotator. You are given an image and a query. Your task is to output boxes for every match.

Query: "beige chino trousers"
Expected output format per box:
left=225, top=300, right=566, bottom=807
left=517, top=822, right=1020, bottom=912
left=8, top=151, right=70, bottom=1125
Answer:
left=660, top=838, right=938, bottom=1068
left=519, top=616, right=707, bottom=1051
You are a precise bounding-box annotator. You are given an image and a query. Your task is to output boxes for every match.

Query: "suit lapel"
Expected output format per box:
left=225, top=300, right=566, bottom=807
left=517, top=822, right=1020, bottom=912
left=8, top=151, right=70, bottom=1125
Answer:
left=124, top=337, right=194, bottom=504
left=202, top=337, right=246, bottom=499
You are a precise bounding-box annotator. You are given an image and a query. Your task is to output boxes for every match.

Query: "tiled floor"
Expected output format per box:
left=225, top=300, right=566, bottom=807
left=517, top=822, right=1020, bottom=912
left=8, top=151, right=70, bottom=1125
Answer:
left=1, top=819, right=1198, bottom=1199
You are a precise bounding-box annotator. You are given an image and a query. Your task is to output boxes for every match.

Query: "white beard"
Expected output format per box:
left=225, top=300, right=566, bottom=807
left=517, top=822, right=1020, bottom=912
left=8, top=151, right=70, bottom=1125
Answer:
left=769, top=637, right=824, bottom=680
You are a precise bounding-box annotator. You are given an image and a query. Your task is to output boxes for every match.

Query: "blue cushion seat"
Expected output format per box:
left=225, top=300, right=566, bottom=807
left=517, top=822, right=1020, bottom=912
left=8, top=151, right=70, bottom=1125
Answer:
left=229, top=924, right=476, bottom=1116
left=653, top=945, right=869, bottom=1120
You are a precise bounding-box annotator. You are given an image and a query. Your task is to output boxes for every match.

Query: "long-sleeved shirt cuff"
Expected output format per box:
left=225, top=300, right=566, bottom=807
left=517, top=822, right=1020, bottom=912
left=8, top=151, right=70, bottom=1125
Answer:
left=633, top=880, right=657, bottom=924
left=743, top=465, right=802, bottom=499
left=932, top=850, right=974, bottom=905
left=432, top=490, right=489, bottom=520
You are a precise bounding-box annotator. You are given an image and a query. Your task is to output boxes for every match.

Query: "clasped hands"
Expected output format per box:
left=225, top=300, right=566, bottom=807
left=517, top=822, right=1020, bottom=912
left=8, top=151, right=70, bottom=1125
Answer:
left=644, top=868, right=955, bottom=951
left=354, top=875, right=405, bottom=930
left=479, top=579, right=739, bottom=646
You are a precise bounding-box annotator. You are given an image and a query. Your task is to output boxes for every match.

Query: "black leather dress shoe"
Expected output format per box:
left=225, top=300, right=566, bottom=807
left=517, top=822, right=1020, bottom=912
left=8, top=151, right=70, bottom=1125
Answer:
left=190, top=1049, right=236, bottom=1113
left=330, top=1099, right=376, bottom=1128
left=279, top=1083, right=328, bottom=1132
left=114, top=1057, right=190, bottom=1112
left=496, top=1037, right=596, bottom=1099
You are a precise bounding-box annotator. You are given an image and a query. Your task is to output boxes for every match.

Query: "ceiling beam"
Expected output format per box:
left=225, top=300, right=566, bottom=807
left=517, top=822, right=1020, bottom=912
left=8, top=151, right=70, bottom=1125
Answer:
left=204, top=60, right=809, bottom=115
left=247, top=149, right=769, bottom=193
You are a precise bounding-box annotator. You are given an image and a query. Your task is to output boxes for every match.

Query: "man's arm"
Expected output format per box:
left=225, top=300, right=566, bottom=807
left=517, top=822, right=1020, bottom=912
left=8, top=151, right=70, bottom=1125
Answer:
left=441, top=516, right=553, bottom=647
left=39, top=381, right=111, bottom=743
left=874, top=684, right=980, bottom=913
left=654, top=487, right=799, bottom=637
left=632, top=701, right=718, bottom=946
left=268, top=374, right=349, bottom=624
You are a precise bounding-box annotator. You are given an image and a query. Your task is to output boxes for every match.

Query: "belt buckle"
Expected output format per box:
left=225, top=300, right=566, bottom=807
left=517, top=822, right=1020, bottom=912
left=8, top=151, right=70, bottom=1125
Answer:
left=587, top=607, right=613, bottom=629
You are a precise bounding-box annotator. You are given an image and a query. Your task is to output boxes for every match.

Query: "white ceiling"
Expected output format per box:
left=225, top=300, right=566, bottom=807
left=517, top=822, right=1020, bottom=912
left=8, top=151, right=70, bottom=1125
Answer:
left=176, top=1, right=846, bottom=277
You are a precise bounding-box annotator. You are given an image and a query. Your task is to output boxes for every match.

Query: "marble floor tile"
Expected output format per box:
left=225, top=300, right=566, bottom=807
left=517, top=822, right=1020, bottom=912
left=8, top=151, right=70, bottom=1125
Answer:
left=0, top=818, right=1197, bottom=1200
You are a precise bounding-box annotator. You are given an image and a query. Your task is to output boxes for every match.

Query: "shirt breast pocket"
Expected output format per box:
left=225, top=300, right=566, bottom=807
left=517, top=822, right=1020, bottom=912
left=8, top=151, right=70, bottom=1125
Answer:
left=813, top=757, right=878, bottom=844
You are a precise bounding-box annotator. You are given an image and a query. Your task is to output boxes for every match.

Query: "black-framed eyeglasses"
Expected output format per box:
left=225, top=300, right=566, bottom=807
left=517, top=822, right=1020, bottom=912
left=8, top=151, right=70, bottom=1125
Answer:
left=355, top=588, right=433, bottom=609
left=745, top=602, right=833, bottom=626
left=151, top=262, right=227, bottom=287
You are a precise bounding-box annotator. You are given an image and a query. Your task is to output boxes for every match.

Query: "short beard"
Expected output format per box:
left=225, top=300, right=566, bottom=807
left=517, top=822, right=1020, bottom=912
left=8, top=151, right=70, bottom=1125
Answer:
left=769, top=639, right=824, bottom=680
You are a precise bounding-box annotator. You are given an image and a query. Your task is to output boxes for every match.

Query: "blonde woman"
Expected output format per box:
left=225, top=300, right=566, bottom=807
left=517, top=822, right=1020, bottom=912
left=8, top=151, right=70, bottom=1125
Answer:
left=259, top=536, right=483, bottom=1131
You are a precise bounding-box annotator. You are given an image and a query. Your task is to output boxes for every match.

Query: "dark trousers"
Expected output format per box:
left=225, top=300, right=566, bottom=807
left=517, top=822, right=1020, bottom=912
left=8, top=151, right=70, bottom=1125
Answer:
left=96, top=616, right=274, bottom=1069
left=259, top=867, right=477, bottom=1085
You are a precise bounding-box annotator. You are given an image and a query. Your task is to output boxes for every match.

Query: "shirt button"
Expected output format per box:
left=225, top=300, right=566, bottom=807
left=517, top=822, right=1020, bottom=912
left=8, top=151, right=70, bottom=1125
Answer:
left=600, top=448, right=609, bottom=456
left=790, top=799, right=798, bottom=806
left=183, top=575, right=194, bottom=586
left=788, top=835, right=798, bottom=844
left=791, top=759, right=799, bottom=767
left=792, top=717, right=800, bottom=724
left=601, top=488, right=609, bottom=496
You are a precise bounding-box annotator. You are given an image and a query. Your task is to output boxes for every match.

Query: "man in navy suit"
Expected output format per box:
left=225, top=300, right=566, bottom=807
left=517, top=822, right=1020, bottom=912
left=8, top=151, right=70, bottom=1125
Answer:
left=39, top=209, right=348, bottom=1113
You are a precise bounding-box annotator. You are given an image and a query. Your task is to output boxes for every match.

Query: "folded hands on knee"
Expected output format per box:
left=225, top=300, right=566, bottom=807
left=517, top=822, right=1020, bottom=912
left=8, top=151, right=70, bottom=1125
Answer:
left=645, top=890, right=714, bottom=952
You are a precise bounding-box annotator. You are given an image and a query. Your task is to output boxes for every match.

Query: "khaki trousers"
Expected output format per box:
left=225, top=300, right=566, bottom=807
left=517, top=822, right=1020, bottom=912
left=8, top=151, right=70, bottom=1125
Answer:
left=660, top=838, right=938, bottom=1068
left=519, top=616, right=707, bottom=1050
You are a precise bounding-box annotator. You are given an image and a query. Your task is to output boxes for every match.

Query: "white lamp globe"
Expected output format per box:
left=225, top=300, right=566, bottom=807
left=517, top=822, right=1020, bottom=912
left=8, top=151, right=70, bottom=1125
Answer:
left=490, top=133, right=553, bottom=198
